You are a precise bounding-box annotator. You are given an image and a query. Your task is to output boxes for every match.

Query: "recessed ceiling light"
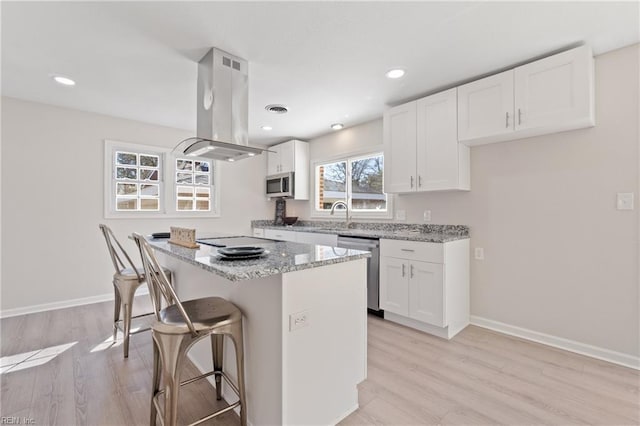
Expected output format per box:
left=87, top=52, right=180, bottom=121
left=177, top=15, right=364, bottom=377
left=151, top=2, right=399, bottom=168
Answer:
left=52, top=75, right=76, bottom=86
left=385, top=69, right=406, bottom=79
left=331, top=123, right=344, bottom=131
left=261, top=125, right=273, bottom=131
left=227, top=158, right=235, bottom=162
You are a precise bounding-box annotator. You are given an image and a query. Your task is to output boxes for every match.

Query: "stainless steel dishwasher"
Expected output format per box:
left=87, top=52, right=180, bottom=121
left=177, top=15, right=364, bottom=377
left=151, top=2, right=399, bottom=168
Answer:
left=337, top=235, right=383, bottom=316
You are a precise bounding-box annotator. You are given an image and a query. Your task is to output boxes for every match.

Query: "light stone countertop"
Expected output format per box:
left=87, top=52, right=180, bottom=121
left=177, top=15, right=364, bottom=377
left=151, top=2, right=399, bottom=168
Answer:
left=251, top=220, right=470, bottom=243
left=147, top=234, right=371, bottom=282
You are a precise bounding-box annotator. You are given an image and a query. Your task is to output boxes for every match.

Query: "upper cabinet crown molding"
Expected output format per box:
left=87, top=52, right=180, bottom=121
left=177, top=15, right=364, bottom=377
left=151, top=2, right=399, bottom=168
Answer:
left=458, top=45, right=595, bottom=146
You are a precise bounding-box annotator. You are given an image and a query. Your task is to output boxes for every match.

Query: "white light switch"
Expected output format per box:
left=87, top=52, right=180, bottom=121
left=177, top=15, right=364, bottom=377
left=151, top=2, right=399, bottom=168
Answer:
left=474, top=248, right=484, bottom=260
left=617, top=193, right=634, bottom=210
left=395, top=210, right=406, bottom=220
left=423, top=210, right=432, bottom=222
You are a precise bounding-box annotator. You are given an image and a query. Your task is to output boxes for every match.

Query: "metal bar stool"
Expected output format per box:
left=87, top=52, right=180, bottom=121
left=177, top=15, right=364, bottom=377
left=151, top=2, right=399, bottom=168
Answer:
left=98, top=224, right=172, bottom=358
left=132, top=233, right=247, bottom=426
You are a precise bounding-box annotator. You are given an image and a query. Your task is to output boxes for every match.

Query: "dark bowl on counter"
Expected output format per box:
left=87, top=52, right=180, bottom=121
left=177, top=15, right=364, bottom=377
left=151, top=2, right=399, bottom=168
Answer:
left=283, top=216, right=298, bottom=225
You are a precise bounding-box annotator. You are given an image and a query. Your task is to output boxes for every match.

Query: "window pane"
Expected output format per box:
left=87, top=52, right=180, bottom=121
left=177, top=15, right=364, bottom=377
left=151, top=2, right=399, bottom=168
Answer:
left=176, top=159, right=193, bottom=171
left=195, top=161, right=210, bottom=172
left=177, top=199, right=193, bottom=210
left=195, top=187, right=210, bottom=198
left=194, top=174, right=209, bottom=185
left=116, top=152, right=137, bottom=165
left=116, top=183, right=137, bottom=196
left=176, top=173, right=193, bottom=184
left=196, top=200, right=210, bottom=211
left=140, top=199, right=159, bottom=210
left=177, top=186, right=193, bottom=197
left=317, top=161, right=347, bottom=210
left=140, top=155, right=159, bottom=168
left=140, top=169, right=159, bottom=181
left=116, top=198, right=137, bottom=210
left=140, top=184, right=159, bottom=197
left=116, top=167, right=137, bottom=180
left=351, top=155, right=386, bottom=211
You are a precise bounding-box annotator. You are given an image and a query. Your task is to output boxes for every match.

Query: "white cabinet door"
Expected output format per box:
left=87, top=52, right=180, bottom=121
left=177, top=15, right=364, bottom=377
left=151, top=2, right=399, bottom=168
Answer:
left=458, top=70, right=514, bottom=142
left=383, top=102, right=417, bottom=193
left=295, top=231, right=338, bottom=247
left=408, top=260, right=445, bottom=327
left=264, top=228, right=297, bottom=242
left=515, top=45, right=594, bottom=131
left=379, top=256, right=409, bottom=316
left=416, top=88, right=468, bottom=191
left=253, top=228, right=265, bottom=237
left=267, top=145, right=281, bottom=175
left=278, top=141, right=295, bottom=173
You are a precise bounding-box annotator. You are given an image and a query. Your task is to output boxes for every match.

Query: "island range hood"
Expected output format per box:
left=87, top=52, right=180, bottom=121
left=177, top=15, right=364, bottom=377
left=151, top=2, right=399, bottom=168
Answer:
left=179, top=48, right=268, bottom=162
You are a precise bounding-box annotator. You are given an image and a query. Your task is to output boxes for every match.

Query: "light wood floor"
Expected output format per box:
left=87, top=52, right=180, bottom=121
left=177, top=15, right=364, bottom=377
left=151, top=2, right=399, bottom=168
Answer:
left=1, top=297, right=638, bottom=425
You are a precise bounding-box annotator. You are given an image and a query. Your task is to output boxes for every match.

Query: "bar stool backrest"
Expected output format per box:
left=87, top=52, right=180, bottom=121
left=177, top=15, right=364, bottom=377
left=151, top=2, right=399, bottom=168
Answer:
left=99, top=224, right=142, bottom=281
left=132, top=232, right=198, bottom=336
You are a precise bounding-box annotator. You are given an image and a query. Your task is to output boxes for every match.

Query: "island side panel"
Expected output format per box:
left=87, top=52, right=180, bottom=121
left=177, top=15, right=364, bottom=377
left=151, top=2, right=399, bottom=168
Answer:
left=281, top=258, right=367, bottom=425
left=157, top=253, right=284, bottom=425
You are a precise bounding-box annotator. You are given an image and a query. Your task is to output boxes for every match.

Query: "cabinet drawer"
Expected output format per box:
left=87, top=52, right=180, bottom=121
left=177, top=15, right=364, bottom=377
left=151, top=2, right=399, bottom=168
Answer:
left=380, top=239, right=443, bottom=263
left=253, top=228, right=265, bottom=237
left=264, top=229, right=297, bottom=242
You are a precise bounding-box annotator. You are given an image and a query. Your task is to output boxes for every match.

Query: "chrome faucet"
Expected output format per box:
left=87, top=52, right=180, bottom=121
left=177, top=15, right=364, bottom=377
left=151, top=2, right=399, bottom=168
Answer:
left=330, top=201, right=351, bottom=227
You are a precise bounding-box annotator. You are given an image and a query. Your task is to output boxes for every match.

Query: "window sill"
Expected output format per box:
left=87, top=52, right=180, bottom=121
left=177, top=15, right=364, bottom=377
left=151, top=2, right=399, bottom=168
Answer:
left=104, top=212, right=221, bottom=220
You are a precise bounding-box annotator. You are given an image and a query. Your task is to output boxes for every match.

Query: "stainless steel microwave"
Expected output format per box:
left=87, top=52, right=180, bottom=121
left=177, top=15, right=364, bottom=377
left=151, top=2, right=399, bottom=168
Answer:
left=266, top=172, right=294, bottom=198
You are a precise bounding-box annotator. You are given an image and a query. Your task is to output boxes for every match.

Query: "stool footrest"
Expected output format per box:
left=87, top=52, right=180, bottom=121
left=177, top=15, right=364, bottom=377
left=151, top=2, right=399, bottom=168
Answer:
left=153, top=370, right=242, bottom=425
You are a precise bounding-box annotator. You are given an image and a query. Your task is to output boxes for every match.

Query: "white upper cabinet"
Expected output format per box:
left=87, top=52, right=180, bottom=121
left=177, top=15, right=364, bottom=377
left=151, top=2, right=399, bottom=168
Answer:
left=416, top=88, right=470, bottom=191
left=384, top=89, right=469, bottom=194
left=383, top=102, right=417, bottom=193
left=514, top=46, right=594, bottom=132
left=458, top=45, right=595, bottom=146
left=457, top=70, right=515, bottom=142
left=267, top=140, right=298, bottom=175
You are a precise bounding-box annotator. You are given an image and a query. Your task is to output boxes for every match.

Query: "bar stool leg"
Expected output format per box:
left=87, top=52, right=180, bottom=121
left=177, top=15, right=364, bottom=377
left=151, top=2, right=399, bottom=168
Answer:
left=155, top=332, right=190, bottom=426
left=112, top=284, right=121, bottom=341
left=150, top=343, right=161, bottom=426
left=230, top=321, right=247, bottom=426
left=211, top=334, right=224, bottom=400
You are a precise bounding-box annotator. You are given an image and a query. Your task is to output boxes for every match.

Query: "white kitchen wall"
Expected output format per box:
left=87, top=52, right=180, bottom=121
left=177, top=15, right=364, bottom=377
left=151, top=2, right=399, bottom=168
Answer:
left=301, top=44, right=640, bottom=358
left=0, top=97, right=272, bottom=314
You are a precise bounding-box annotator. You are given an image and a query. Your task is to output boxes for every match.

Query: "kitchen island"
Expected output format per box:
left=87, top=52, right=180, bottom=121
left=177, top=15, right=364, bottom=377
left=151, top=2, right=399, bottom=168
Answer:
left=148, top=235, right=370, bottom=426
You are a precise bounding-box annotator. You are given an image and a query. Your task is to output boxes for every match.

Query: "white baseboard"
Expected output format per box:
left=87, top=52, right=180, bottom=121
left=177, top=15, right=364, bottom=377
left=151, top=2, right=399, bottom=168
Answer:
left=0, top=287, right=149, bottom=319
left=470, top=315, right=640, bottom=370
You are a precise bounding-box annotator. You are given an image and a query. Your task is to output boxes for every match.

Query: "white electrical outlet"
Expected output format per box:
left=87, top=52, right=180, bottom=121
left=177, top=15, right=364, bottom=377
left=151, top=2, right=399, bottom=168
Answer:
left=617, top=193, right=634, bottom=210
left=289, top=310, right=310, bottom=332
left=423, top=210, right=432, bottom=221
left=474, top=248, right=484, bottom=260
left=395, top=210, right=406, bottom=221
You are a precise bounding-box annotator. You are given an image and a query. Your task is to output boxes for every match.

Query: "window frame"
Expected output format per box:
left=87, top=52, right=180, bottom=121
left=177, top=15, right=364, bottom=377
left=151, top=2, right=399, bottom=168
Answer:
left=104, top=140, right=220, bottom=219
left=311, top=147, right=393, bottom=220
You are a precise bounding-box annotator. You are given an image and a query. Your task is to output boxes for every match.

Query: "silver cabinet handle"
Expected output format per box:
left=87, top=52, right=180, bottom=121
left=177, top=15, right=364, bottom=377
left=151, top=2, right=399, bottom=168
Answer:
left=410, top=264, right=414, bottom=278
left=410, top=176, right=414, bottom=188
left=505, top=111, right=510, bottom=128
left=400, top=248, right=415, bottom=252
left=518, top=108, right=522, bottom=125
left=418, top=176, right=422, bottom=187
left=401, top=263, right=406, bottom=277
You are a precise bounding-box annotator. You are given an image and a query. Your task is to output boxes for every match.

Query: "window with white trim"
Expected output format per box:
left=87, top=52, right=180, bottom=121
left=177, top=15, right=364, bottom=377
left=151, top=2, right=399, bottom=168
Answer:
left=314, top=152, right=389, bottom=217
left=104, top=140, right=219, bottom=218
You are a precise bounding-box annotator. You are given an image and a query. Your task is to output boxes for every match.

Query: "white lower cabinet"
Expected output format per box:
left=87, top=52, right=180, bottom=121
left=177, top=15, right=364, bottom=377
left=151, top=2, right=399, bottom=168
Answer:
left=263, top=228, right=297, bottom=242
left=380, top=238, right=469, bottom=339
left=259, top=228, right=338, bottom=246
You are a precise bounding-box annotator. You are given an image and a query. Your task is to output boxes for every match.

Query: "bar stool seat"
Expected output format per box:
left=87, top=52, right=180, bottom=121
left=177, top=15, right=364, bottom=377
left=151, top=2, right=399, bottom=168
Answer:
left=99, top=224, right=172, bottom=358
left=132, top=232, right=247, bottom=426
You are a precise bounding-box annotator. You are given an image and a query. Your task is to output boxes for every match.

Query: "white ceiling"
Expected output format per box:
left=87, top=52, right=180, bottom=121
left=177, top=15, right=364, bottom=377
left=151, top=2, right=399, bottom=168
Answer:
left=2, top=1, right=638, bottom=146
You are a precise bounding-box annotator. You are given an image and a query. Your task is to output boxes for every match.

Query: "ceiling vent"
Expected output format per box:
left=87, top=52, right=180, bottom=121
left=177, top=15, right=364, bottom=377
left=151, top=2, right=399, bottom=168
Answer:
left=265, top=104, right=289, bottom=114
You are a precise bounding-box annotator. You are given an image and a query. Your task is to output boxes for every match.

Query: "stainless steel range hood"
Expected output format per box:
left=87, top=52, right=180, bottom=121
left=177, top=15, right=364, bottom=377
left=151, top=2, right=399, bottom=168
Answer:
left=180, top=48, right=267, bottom=162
